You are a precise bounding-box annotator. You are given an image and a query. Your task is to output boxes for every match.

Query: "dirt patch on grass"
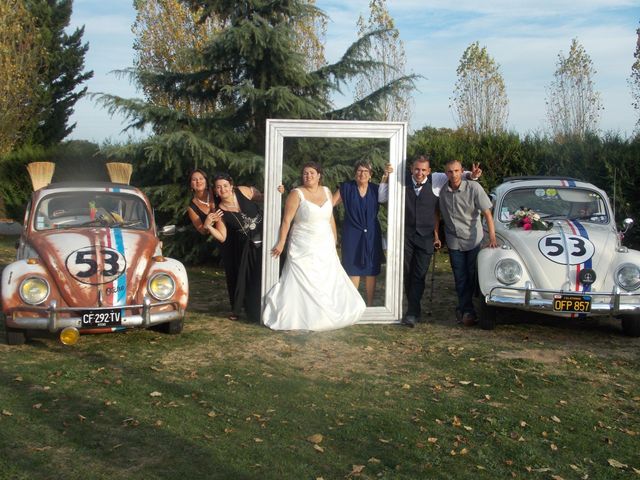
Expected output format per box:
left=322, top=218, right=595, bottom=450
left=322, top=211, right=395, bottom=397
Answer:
left=495, top=348, right=570, bottom=364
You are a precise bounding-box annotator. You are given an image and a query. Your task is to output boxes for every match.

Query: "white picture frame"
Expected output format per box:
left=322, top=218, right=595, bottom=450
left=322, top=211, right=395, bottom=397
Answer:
left=261, top=119, right=407, bottom=323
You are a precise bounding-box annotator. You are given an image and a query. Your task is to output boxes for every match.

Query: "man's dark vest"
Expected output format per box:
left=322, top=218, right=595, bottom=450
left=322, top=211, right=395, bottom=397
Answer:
left=405, top=174, right=438, bottom=237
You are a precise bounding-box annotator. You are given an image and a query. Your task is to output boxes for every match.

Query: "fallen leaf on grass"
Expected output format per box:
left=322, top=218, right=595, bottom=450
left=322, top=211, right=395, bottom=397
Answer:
left=149, top=391, right=162, bottom=397
left=32, top=403, right=42, bottom=409
left=551, top=415, right=561, bottom=423
left=427, top=437, right=438, bottom=444
left=28, top=446, right=52, bottom=452
left=608, top=458, right=627, bottom=469
left=2, top=410, right=13, bottom=416
left=349, top=464, right=365, bottom=476
left=550, top=475, right=565, bottom=480
left=307, top=434, right=323, bottom=444
left=14, top=376, right=23, bottom=382
left=452, top=416, right=462, bottom=427
left=378, top=438, right=391, bottom=444
left=402, top=384, right=411, bottom=390
left=254, top=438, right=263, bottom=443
left=632, top=467, right=640, bottom=475
left=313, top=444, right=324, bottom=453
left=550, top=443, right=558, bottom=451
left=368, top=457, right=380, bottom=464
left=459, top=381, right=472, bottom=385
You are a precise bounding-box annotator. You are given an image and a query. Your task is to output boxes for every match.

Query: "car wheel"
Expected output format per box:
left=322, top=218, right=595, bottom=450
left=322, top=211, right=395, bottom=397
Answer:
left=477, top=296, right=497, bottom=330
left=6, top=327, right=27, bottom=345
left=151, top=319, right=184, bottom=335
left=620, top=316, right=640, bottom=337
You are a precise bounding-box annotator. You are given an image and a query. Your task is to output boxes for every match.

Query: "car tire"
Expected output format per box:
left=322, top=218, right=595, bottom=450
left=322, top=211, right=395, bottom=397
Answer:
left=477, top=296, right=497, bottom=331
left=6, top=327, right=27, bottom=345
left=152, top=319, right=184, bottom=335
left=621, top=316, right=640, bottom=337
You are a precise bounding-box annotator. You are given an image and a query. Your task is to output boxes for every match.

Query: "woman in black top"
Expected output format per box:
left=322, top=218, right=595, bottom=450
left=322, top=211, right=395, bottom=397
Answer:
left=213, top=173, right=264, bottom=323
left=187, top=168, right=226, bottom=241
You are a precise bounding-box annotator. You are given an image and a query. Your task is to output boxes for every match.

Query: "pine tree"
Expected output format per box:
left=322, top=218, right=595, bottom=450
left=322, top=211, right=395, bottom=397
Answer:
left=26, top=0, right=93, bottom=146
left=98, top=0, right=415, bottom=178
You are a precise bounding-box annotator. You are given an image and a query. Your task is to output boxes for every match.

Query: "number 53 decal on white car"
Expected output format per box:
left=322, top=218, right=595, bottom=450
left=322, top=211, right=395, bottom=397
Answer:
left=538, top=234, right=595, bottom=265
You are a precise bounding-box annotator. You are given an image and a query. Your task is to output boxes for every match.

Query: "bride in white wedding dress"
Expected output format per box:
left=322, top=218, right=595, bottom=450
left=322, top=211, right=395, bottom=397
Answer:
left=263, top=162, right=366, bottom=331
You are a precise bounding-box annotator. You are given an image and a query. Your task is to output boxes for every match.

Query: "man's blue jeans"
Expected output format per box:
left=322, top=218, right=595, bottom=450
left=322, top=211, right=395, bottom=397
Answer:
left=448, top=245, right=480, bottom=316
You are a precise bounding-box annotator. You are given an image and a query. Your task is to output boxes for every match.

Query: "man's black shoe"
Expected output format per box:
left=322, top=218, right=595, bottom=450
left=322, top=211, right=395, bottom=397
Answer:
left=402, top=315, right=416, bottom=328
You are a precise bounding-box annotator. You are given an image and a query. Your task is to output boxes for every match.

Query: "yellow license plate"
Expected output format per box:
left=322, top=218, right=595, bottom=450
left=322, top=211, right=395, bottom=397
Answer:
left=553, top=295, right=592, bottom=313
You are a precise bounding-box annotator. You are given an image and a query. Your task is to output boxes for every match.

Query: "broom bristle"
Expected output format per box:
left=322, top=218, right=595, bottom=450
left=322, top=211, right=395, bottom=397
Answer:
left=26, top=162, right=55, bottom=191
left=106, top=162, right=133, bottom=185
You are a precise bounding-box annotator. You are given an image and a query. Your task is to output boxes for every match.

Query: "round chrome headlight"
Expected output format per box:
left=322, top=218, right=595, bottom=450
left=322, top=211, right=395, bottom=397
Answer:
left=148, top=273, right=175, bottom=300
left=615, top=264, right=640, bottom=291
left=19, top=277, right=50, bottom=305
left=495, top=259, right=522, bottom=285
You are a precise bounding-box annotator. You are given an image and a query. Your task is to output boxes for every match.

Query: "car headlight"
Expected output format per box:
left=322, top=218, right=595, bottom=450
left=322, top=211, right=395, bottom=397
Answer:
left=148, top=273, right=175, bottom=300
left=19, top=277, right=50, bottom=305
left=495, top=259, right=522, bottom=285
left=615, top=264, right=640, bottom=291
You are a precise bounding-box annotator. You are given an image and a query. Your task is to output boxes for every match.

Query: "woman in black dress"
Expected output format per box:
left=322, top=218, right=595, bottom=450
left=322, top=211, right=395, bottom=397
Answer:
left=213, top=173, right=264, bottom=322
left=187, top=168, right=226, bottom=240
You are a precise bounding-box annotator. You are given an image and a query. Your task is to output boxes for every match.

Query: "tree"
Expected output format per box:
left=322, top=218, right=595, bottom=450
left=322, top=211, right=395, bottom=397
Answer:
left=630, top=24, right=640, bottom=133
left=25, top=0, right=93, bottom=146
left=545, top=38, right=602, bottom=140
left=450, top=41, right=509, bottom=135
left=132, top=0, right=326, bottom=116
left=132, top=0, right=224, bottom=116
left=354, top=0, right=411, bottom=122
left=0, top=0, right=43, bottom=157
left=97, top=0, right=416, bottom=262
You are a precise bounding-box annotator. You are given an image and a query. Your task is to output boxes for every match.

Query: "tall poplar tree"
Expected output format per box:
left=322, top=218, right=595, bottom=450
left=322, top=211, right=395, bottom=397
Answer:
left=354, top=0, right=411, bottom=122
left=545, top=38, right=602, bottom=140
left=26, top=0, right=93, bottom=146
left=450, top=41, right=509, bottom=135
left=630, top=24, right=640, bottom=133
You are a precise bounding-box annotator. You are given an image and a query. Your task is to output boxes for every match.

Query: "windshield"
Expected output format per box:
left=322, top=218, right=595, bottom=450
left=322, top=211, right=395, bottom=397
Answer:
left=498, top=187, right=610, bottom=224
left=35, top=191, right=150, bottom=231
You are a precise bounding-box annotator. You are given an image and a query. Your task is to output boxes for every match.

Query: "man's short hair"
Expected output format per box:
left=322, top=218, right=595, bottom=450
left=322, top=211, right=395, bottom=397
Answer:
left=412, top=154, right=430, bottom=166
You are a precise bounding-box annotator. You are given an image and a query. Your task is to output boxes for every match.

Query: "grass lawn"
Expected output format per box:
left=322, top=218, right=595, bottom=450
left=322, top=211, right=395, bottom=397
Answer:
left=0, top=235, right=639, bottom=479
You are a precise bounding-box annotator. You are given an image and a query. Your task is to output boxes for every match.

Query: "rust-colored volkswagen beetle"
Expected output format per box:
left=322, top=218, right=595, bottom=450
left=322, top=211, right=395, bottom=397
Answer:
left=1, top=163, right=188, bottom=345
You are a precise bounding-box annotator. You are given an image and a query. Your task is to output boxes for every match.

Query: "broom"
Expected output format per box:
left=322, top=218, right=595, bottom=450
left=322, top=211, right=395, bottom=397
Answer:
left=106, top=162, right=133, bottom=185
left=26, top=162, right=55, bottom=191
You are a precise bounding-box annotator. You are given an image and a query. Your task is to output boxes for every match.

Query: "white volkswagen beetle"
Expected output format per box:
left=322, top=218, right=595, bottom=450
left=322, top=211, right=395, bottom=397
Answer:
left=477, top=177, right=640, bottom=336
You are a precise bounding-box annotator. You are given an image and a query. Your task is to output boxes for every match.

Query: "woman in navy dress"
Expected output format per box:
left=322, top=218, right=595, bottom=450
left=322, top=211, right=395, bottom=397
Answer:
left=332, top=161, right=392, bottom=306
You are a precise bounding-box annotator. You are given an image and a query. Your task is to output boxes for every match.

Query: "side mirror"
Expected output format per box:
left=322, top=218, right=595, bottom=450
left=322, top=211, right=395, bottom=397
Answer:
left=622, top=218, right=634, bottom=233
left=159, top=225, right=176, bottom=236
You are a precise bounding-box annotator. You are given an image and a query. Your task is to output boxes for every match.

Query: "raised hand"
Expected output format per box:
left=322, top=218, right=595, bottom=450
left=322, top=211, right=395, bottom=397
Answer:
left=471, top=162, right=482, bottom=179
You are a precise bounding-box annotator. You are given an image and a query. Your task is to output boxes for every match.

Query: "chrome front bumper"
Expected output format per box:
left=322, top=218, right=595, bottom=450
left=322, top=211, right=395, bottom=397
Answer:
left=486, top=283, right=640, bottom=315
left=6, top=296, right=184, bottom=331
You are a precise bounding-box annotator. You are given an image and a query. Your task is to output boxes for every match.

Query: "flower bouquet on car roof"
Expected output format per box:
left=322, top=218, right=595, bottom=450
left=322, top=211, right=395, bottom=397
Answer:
left=508, top=208, right=552, bottom=231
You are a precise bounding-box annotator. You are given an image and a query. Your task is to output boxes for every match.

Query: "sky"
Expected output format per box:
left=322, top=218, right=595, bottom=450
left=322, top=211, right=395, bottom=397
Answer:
left=67, top=0, right=640, bottom=144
